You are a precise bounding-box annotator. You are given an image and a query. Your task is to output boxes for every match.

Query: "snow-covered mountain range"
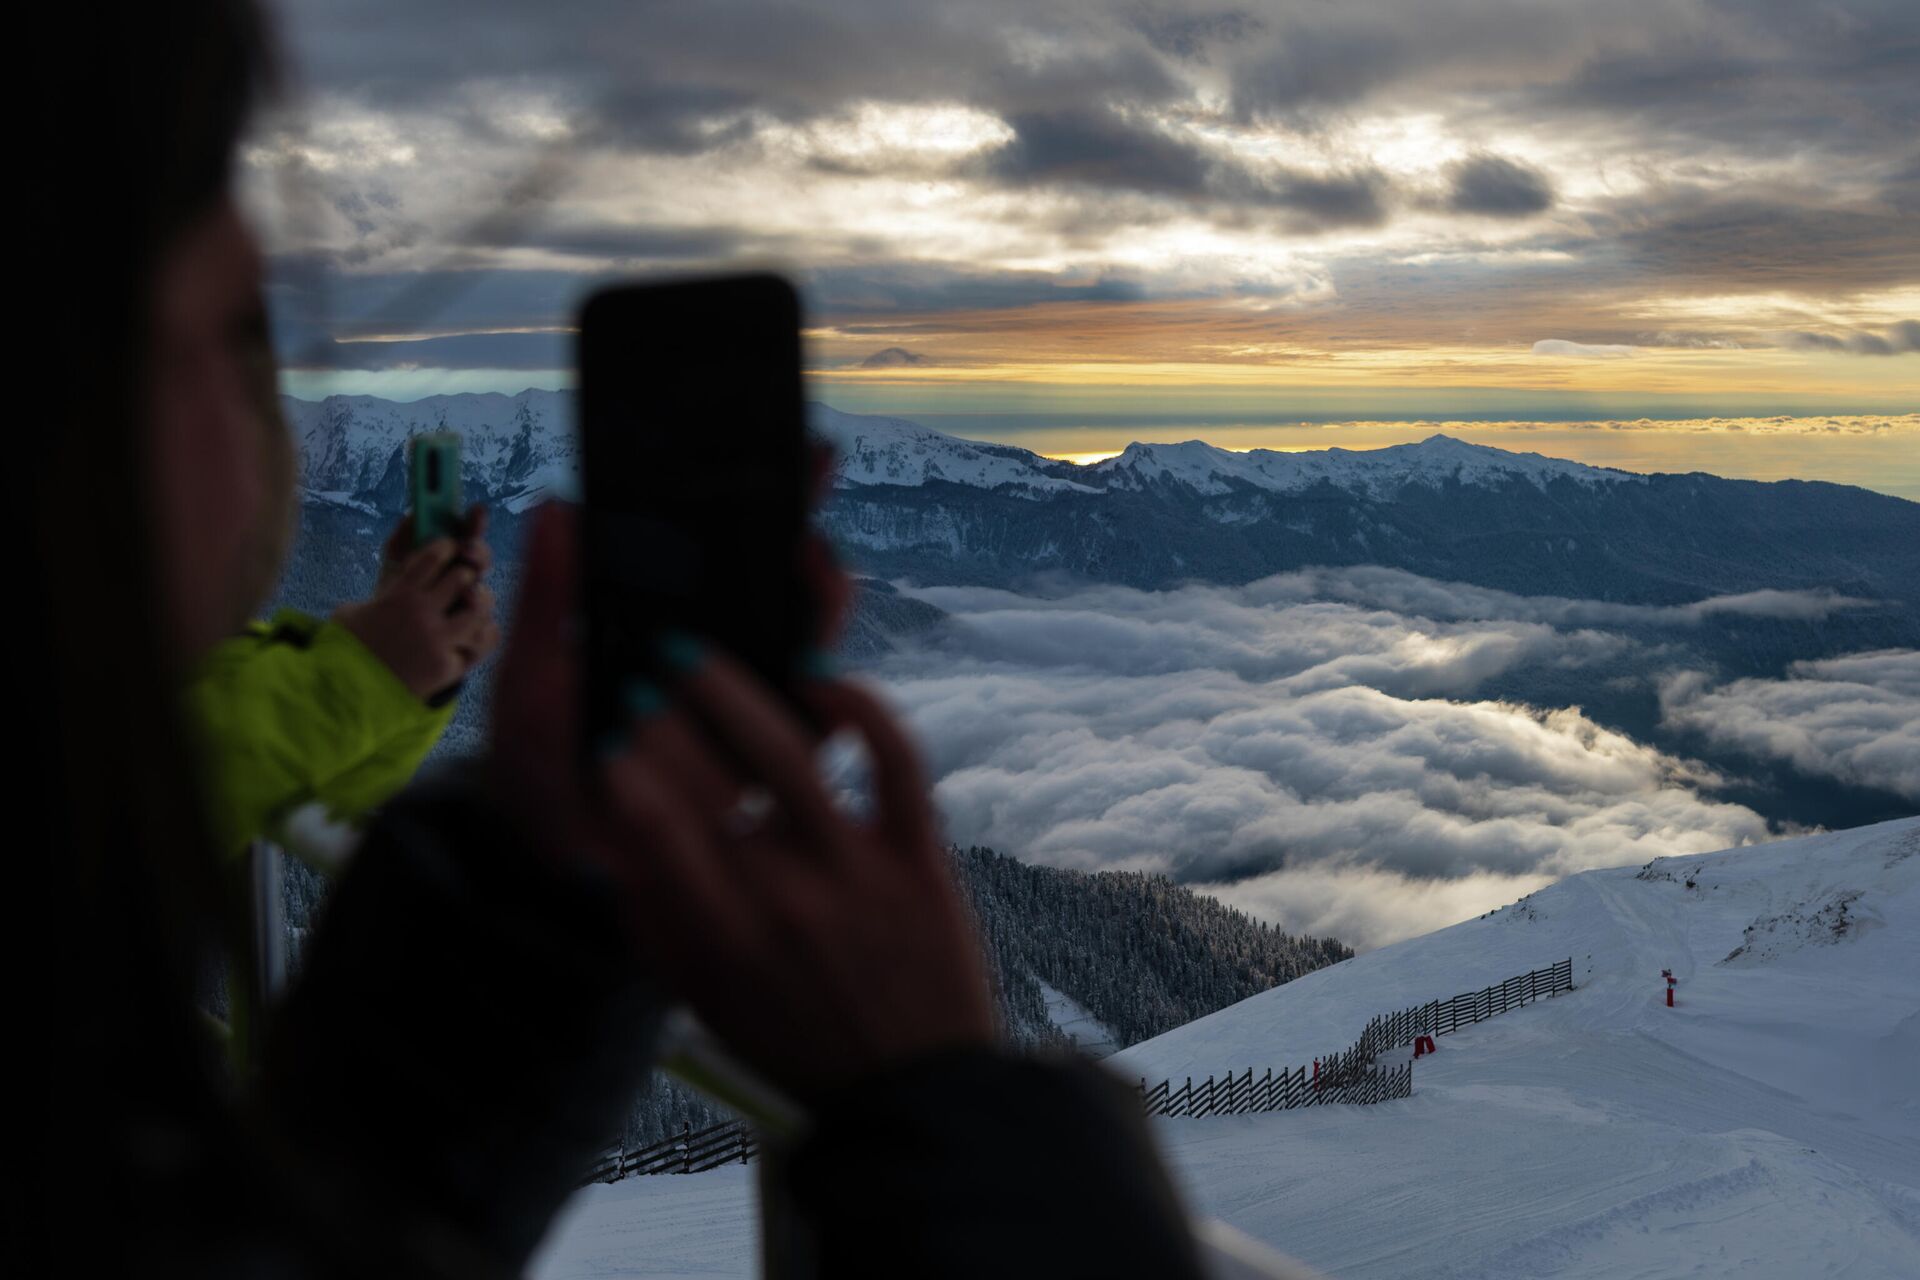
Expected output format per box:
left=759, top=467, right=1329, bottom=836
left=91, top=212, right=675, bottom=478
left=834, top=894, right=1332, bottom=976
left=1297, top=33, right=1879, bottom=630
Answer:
left=281, top=392, right=1919, bottom=615
left=535, top=817, right=1920, bottom=1280
left=283, top=389, right=577, bottom=516
left=812, top=402, right=1641, bottom=501
left=284, top=392, right=1639, bottom=513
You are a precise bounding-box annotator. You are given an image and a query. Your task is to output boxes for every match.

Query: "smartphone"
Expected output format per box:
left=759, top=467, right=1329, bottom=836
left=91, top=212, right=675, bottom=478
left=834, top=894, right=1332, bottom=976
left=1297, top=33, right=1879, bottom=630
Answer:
left=410, top=432, right=465, bottom=545
left=577, top=273, right=814, bottom=758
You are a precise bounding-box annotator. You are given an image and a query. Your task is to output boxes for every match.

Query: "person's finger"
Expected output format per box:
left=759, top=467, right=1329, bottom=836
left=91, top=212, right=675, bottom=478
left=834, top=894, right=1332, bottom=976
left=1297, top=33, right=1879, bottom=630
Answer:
left=458, top=614, right=499, bottom=656
left=398, top=537, right=461, bottom=590
left=448, top=584, right=498, bottom=643
left=804, top=678, right=938, bottom=860
left=629, top=708, right=745, bottom=825
left=456, top=505, right=493, bottom=574
left=381, top=516, right=412, bottom=563
left=427, top=561, right=480, bottom=613
left=595, top=744, right=742, bottom=945
left=458, top=535, right=494, bottom=578
left=463, top=581, right=498, bottom=621
left=672, top=648, right=854, bottom=859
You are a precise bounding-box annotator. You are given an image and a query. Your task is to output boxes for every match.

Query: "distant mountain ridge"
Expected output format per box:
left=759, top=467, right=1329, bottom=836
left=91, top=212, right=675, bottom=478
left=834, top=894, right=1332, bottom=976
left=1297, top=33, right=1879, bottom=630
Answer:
left=812, top=402, right=1642, bottom=501
left=280, top=388, right=1920, bottom=621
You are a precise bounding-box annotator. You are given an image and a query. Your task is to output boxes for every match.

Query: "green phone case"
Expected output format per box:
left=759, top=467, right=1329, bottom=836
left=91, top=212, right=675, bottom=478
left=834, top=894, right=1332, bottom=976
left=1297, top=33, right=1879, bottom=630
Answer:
left=410, top=433, right=464, bottom=545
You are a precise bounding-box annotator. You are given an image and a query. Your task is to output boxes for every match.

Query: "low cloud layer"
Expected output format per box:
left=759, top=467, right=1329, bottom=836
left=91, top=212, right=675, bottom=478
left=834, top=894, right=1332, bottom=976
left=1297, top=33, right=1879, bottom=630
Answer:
left=856, top=570, right=1895, bottom=948
left=1661, top=651, right=1920, bottom=802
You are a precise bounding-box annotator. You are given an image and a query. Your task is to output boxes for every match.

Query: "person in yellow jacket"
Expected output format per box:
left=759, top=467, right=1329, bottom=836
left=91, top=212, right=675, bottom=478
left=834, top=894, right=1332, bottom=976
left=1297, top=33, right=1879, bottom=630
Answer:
left=178, top=298, right=501, bottom=866
left=186, top=513, right=500, bottom=862
left=184, top=381, right=500, bottom=1068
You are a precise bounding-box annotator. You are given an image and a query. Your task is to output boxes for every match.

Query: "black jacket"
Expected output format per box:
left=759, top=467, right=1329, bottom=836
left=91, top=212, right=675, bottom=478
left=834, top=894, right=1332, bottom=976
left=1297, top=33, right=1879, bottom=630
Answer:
left=83, top=770, right=1205, bottom=1277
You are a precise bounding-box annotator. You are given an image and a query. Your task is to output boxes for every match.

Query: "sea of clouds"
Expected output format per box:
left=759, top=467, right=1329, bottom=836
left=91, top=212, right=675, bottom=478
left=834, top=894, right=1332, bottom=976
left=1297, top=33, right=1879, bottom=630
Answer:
left=866, top=569, right=1917, bottom=949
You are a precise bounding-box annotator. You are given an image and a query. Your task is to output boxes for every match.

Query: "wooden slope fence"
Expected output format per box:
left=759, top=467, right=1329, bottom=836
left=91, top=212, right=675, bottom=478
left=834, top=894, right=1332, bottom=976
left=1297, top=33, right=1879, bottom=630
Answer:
left=1137, top=957, right=1573, bottom=1119
left=583, top=1118, right=759, bottom=1184
left=581, top=958, right=1577, bottom=1181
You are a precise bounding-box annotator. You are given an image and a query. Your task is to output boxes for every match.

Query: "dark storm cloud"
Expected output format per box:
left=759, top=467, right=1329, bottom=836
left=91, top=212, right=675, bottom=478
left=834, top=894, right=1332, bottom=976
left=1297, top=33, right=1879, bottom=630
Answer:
left=803, top=264, right=1149, bottom=316
left=471, top=223, right=751, bottom=261
left=1227, top=13, right=1421, bottom=118
left=1547, top=5, right=1920, bottom=154
left=1445, top=154, right=1554, bottom=217
left=1224, top=168, right=1391, bottom=229
left=1131, top=7, right=1264, bottom=62
left=981, top=106, right=1390, bottom=229
left=989, top=107, right=1212, bottom=198
left=271, top=0, right=1920, bottom=184
left=274, top=0, right=1183, bottom=146
left=266, top=256, right=1178, bottom=369
left=267, top=263, right=605, bottom=344
left=259, top=0, right=1920, bottom=364
left=1218, top=0, right=1920, bottom=155
left=1575, top=191, right=1920, bottom=296
left=1782, top=322, right=1920, bottom=356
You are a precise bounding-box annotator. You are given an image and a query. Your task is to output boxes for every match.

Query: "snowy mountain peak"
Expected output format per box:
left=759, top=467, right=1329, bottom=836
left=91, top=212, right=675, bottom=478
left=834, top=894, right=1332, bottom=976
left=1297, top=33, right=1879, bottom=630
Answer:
left=809, top=403, right=1098, bottom=497
left=1090, top=431, right=1639, bottom=499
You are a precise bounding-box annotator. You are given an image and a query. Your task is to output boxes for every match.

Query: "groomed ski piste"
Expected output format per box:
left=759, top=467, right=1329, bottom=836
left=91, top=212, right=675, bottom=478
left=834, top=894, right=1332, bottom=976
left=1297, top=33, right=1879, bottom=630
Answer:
left=531, top=817, right=1920, bottom=1279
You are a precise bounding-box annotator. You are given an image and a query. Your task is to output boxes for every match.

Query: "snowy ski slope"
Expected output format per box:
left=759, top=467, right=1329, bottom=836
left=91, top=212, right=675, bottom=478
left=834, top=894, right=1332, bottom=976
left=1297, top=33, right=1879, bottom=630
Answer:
left=533, top=818, right=1920, bottom=1279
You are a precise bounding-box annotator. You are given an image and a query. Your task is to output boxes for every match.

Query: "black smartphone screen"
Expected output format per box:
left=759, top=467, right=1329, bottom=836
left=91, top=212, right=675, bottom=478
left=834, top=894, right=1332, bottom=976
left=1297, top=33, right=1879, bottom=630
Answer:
left=578, top=274, right=813, bottom=757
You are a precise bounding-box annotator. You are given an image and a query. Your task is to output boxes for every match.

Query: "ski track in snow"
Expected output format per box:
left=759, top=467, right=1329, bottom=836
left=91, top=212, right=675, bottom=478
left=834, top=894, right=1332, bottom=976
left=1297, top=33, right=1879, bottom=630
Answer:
left=532, top=819, right=1920, bottom=1280
left=1039, top=980, right=1122, bottom=1058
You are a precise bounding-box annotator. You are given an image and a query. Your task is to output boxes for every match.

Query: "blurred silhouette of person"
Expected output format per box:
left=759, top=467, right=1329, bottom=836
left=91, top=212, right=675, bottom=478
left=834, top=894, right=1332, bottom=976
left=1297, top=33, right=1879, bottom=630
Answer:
left=22, top=1, right=1203, bottom=1275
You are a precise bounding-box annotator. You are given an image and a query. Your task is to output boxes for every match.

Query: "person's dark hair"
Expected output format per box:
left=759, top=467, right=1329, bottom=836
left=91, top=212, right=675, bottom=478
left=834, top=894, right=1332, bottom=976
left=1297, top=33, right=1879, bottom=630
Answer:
left=22, top=0, right=274, bottom=1229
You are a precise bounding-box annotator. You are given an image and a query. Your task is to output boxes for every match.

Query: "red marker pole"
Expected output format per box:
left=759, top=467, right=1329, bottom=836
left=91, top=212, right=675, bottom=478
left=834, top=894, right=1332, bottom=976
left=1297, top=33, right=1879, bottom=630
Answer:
left=1663, top=969, right=1676, bottom=1007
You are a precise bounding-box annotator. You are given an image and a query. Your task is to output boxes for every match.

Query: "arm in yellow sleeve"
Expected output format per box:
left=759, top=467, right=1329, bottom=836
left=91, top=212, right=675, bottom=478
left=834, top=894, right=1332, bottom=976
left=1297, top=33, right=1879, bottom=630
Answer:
left=185, top=610, right=454, bottom=859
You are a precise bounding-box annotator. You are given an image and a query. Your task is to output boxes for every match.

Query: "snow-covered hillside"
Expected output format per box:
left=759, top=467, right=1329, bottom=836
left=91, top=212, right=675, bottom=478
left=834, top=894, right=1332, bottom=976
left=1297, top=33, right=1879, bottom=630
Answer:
left=533, top=819, right=1920, bottom=1279
left=1109, top=816, right=1920, bottom=1279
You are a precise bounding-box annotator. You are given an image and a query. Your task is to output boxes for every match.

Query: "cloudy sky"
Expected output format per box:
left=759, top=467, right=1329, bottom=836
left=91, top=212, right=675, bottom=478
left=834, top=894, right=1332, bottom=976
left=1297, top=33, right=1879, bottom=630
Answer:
left=866, top=571, right=1916, bottom=947
left=252, top=0, right=1917, bottom=485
